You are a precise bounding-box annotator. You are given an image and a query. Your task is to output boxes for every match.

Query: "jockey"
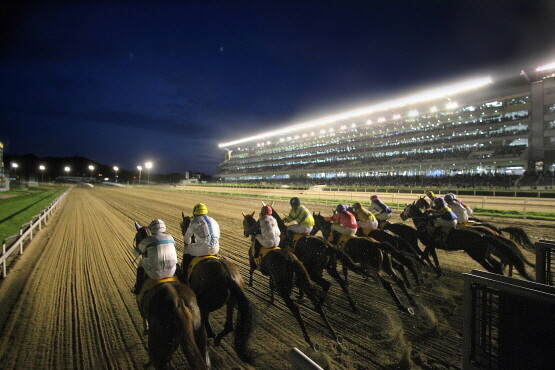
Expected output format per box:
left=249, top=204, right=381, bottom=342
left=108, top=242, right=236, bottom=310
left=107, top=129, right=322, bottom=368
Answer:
left=369, top=195, right=392, bottom=226
left=281, top=197, right=314, bottom=247
left=429, top=197, right=457, bottom=241
left=445, top=192, right=474, bottom=218
left=182, top=203, right=221, bottom=273
left=444, top=193, right=469, bottom=223
left=352, top=202, right=379, bottom=233
left=131, top=219, right=178, bottom=294
left=248, top=205, right=281, bottom=258
left=325, top=204, right=357, bottom=244
left=426, top=190, right=438, bottom=208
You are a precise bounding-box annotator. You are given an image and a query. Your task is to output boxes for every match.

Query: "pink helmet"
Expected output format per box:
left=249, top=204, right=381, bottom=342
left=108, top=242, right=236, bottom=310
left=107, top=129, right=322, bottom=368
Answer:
left=370, top=195, right=379, bottom=201
left=261, top=205, right=273, bottom=215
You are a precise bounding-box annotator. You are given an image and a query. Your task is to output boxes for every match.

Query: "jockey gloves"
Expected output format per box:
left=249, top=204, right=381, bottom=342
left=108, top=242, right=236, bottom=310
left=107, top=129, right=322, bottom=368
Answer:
left=149, top=219, right=167, bottom=233
left=193, top=203, right=208, bottom=215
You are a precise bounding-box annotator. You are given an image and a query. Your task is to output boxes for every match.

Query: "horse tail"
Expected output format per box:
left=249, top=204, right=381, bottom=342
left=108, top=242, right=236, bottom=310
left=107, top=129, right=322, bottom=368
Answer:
left=287, top=251, right=324, bottom=304
left=483, top=235, right=534, bottom=281
left=500, top=227, right=536, bottom=251
left=228, top=275, right=255, bottom=363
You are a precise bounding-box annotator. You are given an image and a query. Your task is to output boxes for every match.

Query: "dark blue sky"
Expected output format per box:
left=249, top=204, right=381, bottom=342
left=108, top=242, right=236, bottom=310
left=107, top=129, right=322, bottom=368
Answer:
left=1, top=1, right=554, bottom=175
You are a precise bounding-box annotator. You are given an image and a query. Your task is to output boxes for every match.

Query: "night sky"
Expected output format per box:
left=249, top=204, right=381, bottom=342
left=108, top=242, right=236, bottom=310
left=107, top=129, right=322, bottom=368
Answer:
left=2, top=1, right=554, bottom=175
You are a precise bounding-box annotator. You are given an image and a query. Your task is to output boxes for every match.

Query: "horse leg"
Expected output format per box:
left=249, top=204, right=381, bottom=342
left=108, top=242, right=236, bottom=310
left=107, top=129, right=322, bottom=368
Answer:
left=202, top=311, right=215, bottom=339
left=214, top=300, right=235, bottom=347
left=423, top=245, right=443, bottom=277
left=306, top=292, right=339, bottom=343
left=382, top=256, right=418, bottom=309
left=391, top=260, right=412, bottom=290
left=248, top=259, right=256, bottom=287
left=268, top=276, right=275, bottom=305
left=281, top=293, right=313, bottom=347
left=327, top=266, right=358, bottom=313
left=376, top=270, right=415, bottom=315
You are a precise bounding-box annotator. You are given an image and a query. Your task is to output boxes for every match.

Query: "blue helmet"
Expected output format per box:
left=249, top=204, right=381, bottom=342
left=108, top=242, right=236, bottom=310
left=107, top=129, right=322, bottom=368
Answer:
left=336, top=204, right=347, bottom=213
left=433, top=197, right=445, bottom=208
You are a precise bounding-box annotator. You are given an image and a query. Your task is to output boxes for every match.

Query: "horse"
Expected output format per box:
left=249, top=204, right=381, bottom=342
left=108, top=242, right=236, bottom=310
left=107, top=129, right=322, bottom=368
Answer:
left=310, top=214, right=417, bottom=315
left=133, top=222, right=209, bottom=370
left=416, top=196, right=536, bottom=251
left=242, top=212, right=340, bottom=348
left=180, top=214, right=255, bottom=363
left=266, top=206, right=367, bottom=312
left=399, top=201, right=535, bottom=280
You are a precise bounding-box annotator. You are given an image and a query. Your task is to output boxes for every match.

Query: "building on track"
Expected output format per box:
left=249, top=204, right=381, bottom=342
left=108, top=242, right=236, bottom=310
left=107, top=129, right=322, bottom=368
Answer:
left=217, top=62, right=555, bottom=184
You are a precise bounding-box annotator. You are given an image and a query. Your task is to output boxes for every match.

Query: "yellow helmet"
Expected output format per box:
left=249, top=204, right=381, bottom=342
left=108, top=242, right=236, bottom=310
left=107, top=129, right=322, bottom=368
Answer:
left=193, top=203, right=208, bottom=215
left=426, top=191, right=436, bottom=199
left=353, top=202, right=362, bottom=210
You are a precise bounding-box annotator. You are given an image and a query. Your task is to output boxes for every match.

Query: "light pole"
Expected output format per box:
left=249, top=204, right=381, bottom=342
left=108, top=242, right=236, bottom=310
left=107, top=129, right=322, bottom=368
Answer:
left=137, top=166, right=142, bottom=184
left=113, top=166, right=119, bottom=183
left=145, top=161, right=153, bottom=184
left=88, top=165, right=95, bottom=182
left=39, top=165, right=45, bottom=183
left=64, top=166, right=70, bottom=181
left=11, top=162, right=18, bottom=187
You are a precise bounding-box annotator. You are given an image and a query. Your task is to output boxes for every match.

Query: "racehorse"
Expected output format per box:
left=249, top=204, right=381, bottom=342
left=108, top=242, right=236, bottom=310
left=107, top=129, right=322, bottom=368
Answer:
left=242, top=212, right=340, bottom=348
left=310, top=214, right=417, bottom=315
left=417, top=196, right=535, bottom=251
left=266, top=206, right=366, bottom=312
left=180, top=214, right=255, bottom=363
left=133, top=222, right=209, bottom=370
left=399, top=201, right=534, bottom=280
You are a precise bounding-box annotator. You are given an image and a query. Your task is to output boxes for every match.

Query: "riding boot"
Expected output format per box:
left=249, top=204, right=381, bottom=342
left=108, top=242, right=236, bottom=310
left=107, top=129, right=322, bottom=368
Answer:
left=131, top=265, right=146, bottom=294
left=181, top=254, right=195, bottom=284
left=253, top=242, right=262, bottom=259
left=279, top=230, right=293, bottom=248
left=332, top=230, right=340, bottom=245
left=175, top=263, right=185, bottom=284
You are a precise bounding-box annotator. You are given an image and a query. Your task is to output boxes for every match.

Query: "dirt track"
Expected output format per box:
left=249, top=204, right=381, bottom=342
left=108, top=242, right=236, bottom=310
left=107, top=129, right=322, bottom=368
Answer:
left=0, top=187, right=552, bottom=369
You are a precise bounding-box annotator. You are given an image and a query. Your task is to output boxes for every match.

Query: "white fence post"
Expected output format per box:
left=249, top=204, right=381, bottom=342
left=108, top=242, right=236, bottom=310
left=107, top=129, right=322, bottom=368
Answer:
left=2, top=243, right=6, bottom=278
left=523, top=199, right=528, bottom=220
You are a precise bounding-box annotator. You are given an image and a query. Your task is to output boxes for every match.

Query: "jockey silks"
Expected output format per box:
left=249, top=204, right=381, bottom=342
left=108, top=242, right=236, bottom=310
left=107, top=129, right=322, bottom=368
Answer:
left=137, top=233, right=178, bottom=280
left=184, top=215, right=221, bottom=256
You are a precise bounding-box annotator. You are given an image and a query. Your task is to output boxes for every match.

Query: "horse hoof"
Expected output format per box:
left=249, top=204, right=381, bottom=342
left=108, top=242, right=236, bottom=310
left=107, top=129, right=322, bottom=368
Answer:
left=311, top=343, right=320, bottom=352
left=406, top=307, right=415, bottom=316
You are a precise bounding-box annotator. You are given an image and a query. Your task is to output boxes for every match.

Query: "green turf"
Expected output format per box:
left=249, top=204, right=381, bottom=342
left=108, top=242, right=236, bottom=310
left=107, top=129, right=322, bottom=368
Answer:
left=0, top=186, right=65, bottom=243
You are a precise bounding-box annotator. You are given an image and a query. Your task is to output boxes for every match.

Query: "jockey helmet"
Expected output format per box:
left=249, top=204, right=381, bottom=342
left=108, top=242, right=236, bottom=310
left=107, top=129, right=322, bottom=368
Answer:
left=370, top=194, right=379, bottom=201
left=261, top=205, right=273, bottom=215
left=426, top=190, right=436, bottom=199
left=290, top=197, right=301, bottom=208
left=433, top=197, right=445, bottom=208
left=149, top=219, right=166, bottom=233
left=336, top=204, right=347, bottom=213
left=193, top=203, right=208, bottom=215
left=353, top=202, right=362, bottom=210
left=444, top=193, right=456, bottom=202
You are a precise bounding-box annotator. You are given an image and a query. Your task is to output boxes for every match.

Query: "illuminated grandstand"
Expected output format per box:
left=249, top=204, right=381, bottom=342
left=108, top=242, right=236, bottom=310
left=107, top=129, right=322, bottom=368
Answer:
left=218, top=62, right=555, bottom=183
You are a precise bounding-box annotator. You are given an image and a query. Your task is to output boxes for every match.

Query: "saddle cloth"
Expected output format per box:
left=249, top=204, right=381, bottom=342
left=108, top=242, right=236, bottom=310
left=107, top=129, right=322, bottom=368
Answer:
left=187, top=254, right=218, bottom=280
left=255, top=246, right=280, bottom=267
left=137, top=276, right=179, bottom=318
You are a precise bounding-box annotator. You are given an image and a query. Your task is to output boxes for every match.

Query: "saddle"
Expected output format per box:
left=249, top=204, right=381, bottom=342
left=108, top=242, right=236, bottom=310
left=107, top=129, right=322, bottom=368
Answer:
left=137, top=276, right=180, bottom=318
left=286, top=233, right=307, bottom=253
left=187, top=255, right=218, bottom=280
left=333, top=234, right=354, bottom=250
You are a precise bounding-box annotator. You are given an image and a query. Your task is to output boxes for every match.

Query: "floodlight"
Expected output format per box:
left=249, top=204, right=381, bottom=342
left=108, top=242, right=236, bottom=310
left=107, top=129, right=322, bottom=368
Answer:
left=536, top=62, right=555, bottom=72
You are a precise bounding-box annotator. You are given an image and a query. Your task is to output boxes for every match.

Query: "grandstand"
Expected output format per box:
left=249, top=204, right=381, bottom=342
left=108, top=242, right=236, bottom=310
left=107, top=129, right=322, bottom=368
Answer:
left=217, top=62, right=555, bottom=185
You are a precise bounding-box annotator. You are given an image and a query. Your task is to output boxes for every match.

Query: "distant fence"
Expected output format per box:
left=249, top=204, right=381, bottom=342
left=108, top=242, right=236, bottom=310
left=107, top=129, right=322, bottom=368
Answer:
left=0, top=190, right=69, bottom=278
left=536, top=240, right=555, bottom=285
left=462, top=269, right=555, bottom=369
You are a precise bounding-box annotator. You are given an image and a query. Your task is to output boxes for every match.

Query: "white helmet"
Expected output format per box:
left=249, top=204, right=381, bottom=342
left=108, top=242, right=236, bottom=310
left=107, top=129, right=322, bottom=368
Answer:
left=149, top=219, right=166, bottom=233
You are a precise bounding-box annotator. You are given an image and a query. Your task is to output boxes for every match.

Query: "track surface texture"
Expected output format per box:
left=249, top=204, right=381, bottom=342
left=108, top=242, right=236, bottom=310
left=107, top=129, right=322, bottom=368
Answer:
left=0, top=187, right=552, bottom=369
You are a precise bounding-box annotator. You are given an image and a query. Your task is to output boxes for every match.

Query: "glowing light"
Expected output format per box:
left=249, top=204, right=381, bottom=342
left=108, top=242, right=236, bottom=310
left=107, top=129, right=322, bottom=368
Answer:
left=145, top=161, right=153, bottom=169
left=217, top=76, right=492, bottom=147
left=378, top=117, right=386, bottom=122
left=393, top=114, right=401, bottom=119
left=536, top=62, right=555, bottom=72
left=408, top=110, right=418, bottom=116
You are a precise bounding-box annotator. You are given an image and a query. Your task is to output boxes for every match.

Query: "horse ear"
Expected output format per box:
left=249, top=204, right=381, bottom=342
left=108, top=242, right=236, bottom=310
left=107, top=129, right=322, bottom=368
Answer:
left=182, top=211, right=186, bottom=220
left=242, top=211, right=246, bottom=217
left=251, top=211, right=255, bottom=217
left=261, top=201, right=266, bottom=206
left=270, top=201, right=274, bottom=206
left=134, top=221, right=141, bottom=230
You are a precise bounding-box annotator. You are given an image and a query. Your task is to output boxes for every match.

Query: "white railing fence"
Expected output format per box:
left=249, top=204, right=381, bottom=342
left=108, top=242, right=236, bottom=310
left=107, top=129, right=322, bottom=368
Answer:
left=0, top=190, right=70, bottom=278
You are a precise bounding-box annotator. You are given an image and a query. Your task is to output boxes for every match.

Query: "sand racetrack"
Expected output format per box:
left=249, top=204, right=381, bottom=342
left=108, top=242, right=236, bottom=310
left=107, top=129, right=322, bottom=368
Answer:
left=0, top=187, right=552, bottom=369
